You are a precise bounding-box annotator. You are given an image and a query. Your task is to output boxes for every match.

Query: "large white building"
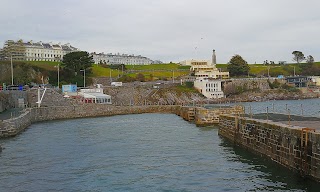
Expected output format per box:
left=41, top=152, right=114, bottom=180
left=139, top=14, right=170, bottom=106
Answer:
left=91, top=52, right=156, bottom=65
left=180, top=50, right=229, bottom=79
left=182, top=50, right=229, bottom=99
left=194, top=78, right=224, bottom=98
left=2, top=40, right=79, bottom=61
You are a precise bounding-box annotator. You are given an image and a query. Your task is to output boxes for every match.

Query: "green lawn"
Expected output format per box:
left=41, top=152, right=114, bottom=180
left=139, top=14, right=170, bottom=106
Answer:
left=125, top=63, right=190, bottom=70
left=4, top=61, right=319, bottom=80
left=91, top=64, right=190, bottom=79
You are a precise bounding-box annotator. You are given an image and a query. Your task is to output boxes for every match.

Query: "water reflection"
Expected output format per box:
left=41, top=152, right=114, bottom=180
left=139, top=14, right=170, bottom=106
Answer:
left=219, top=136, right=320, bottom=191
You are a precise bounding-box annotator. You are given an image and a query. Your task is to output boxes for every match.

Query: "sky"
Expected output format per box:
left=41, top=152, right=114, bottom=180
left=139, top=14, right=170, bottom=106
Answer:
left=1, top=0, right=319, bottom=64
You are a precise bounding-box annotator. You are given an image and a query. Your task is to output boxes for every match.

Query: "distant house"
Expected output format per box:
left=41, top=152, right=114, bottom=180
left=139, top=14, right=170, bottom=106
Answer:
left=286, top=76, right=311, bottom=88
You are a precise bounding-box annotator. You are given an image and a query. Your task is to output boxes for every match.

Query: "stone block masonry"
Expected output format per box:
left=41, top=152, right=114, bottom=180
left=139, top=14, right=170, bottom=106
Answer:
left=176, top=106, right=244, bottom=126
left=218, top=114, right=320, bottom=182
left=195, top=106, right=243, bottom=126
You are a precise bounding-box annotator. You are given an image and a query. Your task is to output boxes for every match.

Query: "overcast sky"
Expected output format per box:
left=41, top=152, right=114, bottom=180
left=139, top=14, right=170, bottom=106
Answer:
left=1, top=0, right=319, bottom=63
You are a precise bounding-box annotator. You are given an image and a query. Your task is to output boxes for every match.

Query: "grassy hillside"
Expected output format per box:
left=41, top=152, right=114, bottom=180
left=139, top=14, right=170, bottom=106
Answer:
left=217, top=62, right=320, bottom=77
left=1, top=60, right=319, bottom=85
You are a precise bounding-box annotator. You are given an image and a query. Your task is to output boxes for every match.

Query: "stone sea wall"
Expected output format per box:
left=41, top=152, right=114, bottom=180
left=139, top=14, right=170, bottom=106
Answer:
left=218, top=114, right=320, bottom=181
left=0, top=104, right=180, bottom=138
left=0, top=104, right=243, bottom=137
left=195, top=106, right=244, bottom=126
left=0, top=91, right=27, bottom=112
left=176, top=106, right=244, bottom=126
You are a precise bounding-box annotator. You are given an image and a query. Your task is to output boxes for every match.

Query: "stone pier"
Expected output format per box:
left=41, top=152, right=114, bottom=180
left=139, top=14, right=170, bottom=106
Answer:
left=218, top=114, right=320, bottom=182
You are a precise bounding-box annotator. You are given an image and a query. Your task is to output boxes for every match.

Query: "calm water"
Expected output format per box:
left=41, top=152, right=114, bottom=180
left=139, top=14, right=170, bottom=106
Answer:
left=1, top=113, right=320, bottom=191
left=209, top=98, right=320, bottom=117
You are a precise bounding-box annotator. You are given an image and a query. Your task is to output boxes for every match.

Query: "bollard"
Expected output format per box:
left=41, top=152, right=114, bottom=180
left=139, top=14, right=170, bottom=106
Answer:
left=272, top=103, right=275, bottom=112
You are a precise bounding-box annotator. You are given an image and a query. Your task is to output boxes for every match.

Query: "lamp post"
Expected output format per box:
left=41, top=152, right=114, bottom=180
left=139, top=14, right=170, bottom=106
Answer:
left=172, top=70, right=175, bottom=83
left=109, top=69, right=112, bottom=82
left=54, top=57, right=61, bottom=88
left=55, top=63, right=60, bottom=88
left=11, top=55, right=13, bottom=85
left=80, top=69, right=86, bottom=87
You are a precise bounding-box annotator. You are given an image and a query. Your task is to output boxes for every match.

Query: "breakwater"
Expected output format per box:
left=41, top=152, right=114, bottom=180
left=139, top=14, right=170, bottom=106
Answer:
left=0, top=105, right=180, bottom=137
left=178, top=105, right=244, bottom=126
left=0, top=104, right=243, bottom=138
left=218, top=114, right=320, bottom=181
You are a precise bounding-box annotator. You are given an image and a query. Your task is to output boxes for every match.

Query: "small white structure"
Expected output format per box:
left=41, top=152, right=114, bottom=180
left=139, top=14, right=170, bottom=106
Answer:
left=310, top=76, right=320, bottom=86
left=78, top=85, right=112, bottom=104
left=194, top=78, right=224, bottom=99
left=111, top=82, right=123, bottom=86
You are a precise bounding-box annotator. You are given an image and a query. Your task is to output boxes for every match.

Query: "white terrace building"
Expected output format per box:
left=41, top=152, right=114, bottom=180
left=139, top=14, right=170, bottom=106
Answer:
left=24, top=41, right=79, bottom=61
left=2, top=40, right=79, bottom=61
left=91, top=52, right=154, bottom=65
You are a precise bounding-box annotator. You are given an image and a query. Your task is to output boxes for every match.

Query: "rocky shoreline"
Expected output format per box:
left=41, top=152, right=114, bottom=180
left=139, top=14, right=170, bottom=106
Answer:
left=211, top=89, right=319, bottom=104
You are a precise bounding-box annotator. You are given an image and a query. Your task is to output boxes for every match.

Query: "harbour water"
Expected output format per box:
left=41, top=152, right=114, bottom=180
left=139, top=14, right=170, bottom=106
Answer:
left=1, top=112, right=320, bottom=191
left=210, top=98, right=320, bottom=117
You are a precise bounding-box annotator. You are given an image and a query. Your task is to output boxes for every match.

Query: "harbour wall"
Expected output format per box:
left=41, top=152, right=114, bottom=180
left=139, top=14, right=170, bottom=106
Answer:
left=218, top=114, right=320, bottom=181
left=0, top=91, right=27, bottom=112
left=0, top=103, right=243, bottom=137
left=0, top=104, right=181, bottom=137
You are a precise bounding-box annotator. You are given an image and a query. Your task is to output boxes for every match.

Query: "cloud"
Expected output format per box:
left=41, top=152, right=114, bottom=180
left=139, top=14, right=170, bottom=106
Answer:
left=1, top=0, right=320, bottom=63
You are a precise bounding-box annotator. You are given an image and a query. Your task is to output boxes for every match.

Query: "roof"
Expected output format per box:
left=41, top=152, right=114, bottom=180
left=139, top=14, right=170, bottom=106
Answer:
left=42, top=43, right=51, bottom=48
left=83, top=92, right=111, bottom=99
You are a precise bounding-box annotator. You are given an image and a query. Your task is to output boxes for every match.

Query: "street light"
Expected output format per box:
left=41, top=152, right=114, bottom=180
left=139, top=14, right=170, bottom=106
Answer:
left=172, top=70, right=175, bottom=83
left=10, top=55, right=13, bottom=85
left=80, top=69, right=86, bottom=87
left=54, top=57, right=61, bottom=88
left=109, top=69, right=112, bottom=83
left=57, top=63, right=60, bottom=88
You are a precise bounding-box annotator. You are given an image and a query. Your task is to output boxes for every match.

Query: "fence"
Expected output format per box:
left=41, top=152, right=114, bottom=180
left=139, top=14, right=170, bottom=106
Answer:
left=239, top=101, right=320, bottom=129
left=0, top=85, right=27, bottom=91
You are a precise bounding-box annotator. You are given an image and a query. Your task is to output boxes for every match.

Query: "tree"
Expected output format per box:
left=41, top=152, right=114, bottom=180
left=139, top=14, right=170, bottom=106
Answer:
left=227, top=54, right=250, bottom=76
left=136, top=73, right=145, bottom=82
left=306, top=55, right=314, bottom=64
left=61, top=51, right=94, bottom=76
left=292, top=51, right=305, bottom=64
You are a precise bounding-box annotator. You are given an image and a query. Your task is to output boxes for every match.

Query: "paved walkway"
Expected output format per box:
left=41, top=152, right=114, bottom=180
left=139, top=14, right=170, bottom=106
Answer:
left=279, top=121, right=320, bottom=131
left=245, top=113, right=320, bottom=131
